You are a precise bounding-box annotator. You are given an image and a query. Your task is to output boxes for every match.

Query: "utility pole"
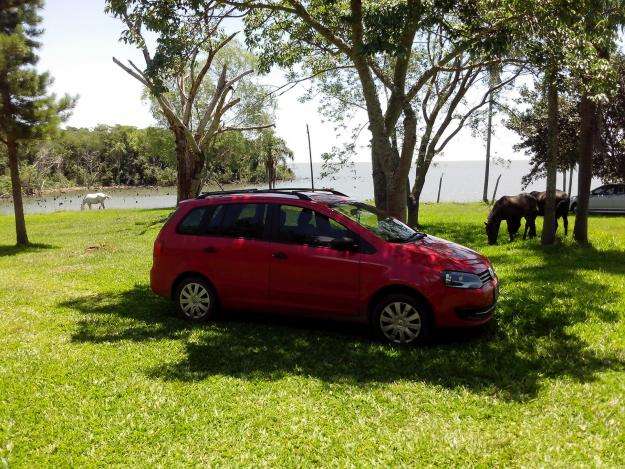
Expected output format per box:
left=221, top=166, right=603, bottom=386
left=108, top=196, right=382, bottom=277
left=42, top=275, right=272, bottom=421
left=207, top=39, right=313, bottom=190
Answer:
left=482, top=96, right=493, bottom=203
left=306, top=124, right=315, bottom=190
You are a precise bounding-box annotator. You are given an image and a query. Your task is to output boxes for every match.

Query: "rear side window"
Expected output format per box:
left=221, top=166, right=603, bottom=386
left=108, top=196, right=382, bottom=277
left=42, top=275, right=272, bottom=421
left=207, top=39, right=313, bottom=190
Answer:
left=177, top=207, right=210, bottom=235
left=177, top=205, right=225, bottom=236
left=220, top=203, right=269, bottom=239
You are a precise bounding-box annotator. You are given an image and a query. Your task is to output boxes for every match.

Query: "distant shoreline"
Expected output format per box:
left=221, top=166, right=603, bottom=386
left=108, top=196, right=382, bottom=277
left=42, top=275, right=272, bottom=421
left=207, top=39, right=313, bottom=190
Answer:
left=0, top=184, right=170, bottom=200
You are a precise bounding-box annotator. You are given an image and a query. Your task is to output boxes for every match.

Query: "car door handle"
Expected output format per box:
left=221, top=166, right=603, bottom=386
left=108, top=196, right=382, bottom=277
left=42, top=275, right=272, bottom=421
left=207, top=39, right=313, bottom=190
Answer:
left=272, top=251, right=287, bottom=260
left=203, top=246, right=217, bottom=253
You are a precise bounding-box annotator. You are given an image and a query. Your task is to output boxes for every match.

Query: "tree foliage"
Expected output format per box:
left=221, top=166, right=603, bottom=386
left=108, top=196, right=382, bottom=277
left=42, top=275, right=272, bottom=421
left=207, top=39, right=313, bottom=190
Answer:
left=107, top=0, right=274, bottom=201
left=231, top=0, right=517, bottom=221
left=0, top=125, right=294, bottom=197
left=507, top=54, right=625, bottom=188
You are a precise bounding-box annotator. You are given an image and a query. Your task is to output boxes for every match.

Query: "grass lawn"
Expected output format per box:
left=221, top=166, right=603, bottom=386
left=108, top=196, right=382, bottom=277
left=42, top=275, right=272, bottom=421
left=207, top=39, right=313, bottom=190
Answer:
left=1, top=203, right=624, bottom=466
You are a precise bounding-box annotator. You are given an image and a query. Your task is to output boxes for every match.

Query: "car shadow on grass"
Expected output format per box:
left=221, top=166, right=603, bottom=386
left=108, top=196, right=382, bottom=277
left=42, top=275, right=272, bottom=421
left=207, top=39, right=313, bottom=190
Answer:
left=0, top=242, right=57, bottom=257
left=63, top=251, right=624, bottom=402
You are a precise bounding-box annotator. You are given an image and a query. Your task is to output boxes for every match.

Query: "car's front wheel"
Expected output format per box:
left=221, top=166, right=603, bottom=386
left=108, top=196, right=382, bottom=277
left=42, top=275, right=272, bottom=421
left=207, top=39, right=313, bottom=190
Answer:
left=372, top=294, right=431, bottom=345
left=570, top=202, right=578, bottom=214
left=175, top=276, right=217, bottom=322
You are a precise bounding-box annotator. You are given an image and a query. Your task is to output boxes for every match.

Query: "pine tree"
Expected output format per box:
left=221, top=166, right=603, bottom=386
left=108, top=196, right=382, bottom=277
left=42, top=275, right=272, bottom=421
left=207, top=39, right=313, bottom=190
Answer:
left=0, top=0, right=74, bottom=245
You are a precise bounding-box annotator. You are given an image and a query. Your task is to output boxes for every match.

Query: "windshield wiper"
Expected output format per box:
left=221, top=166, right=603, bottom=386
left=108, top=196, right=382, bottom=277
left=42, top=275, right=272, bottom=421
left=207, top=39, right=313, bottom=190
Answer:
left=404, top=232, right=427, bottom=242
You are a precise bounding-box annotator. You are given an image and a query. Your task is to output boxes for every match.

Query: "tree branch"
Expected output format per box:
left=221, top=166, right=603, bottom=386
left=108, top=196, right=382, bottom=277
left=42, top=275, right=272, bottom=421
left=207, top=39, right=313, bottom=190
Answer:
left=218, top=123, right=275, bottom=134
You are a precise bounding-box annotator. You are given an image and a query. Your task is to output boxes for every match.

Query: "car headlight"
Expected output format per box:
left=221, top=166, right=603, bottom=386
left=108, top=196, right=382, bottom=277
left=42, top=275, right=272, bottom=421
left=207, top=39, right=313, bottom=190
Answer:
left=488, top=265, right=496, bottom=279
left=443, top=271, right=483, bottom=289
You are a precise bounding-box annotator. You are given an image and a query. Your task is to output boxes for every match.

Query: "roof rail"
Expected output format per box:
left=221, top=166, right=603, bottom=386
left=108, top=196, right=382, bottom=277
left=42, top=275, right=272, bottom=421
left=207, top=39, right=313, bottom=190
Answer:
left=271, top=187, right=348, bottom=197
left=196, top=187, right=347, bottom=201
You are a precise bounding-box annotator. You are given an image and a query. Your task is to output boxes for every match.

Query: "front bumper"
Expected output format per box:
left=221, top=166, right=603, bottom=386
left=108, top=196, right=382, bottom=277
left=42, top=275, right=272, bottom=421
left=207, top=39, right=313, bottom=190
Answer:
left=456, top=301, right=496, bottom=320
left=431, top=277, right=499, bottom=327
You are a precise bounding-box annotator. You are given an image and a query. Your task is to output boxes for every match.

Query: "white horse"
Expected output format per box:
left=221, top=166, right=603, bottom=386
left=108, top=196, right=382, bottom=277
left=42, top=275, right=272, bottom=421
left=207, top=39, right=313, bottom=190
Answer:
left=81, top=192, right=111, bottom=210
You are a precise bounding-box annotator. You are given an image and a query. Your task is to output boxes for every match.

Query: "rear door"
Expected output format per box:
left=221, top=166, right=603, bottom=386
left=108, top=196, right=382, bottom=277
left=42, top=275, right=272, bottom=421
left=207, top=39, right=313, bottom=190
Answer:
left=267, top=204, right=361, bottom=316
left=172, top=202, right=274, bottom=311
left=588, top=185, right=611, bottom=211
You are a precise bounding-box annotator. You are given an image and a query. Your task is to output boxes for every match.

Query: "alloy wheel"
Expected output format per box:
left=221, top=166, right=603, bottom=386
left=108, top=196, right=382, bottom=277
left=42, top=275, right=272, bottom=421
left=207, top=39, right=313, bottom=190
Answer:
left=179, top=282, right=211, bottom=320
left=379, top=301, right=422, bottom=344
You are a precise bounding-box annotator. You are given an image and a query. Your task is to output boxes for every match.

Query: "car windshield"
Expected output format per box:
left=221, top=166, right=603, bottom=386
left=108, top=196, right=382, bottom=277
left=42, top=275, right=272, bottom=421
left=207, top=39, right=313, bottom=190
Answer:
left=332, top=202, right=425, bottom=243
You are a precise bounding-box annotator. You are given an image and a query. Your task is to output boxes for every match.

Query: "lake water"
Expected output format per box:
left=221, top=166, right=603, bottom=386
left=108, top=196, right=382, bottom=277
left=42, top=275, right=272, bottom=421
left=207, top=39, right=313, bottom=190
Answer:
left=0, top=160, right=598, bottom=215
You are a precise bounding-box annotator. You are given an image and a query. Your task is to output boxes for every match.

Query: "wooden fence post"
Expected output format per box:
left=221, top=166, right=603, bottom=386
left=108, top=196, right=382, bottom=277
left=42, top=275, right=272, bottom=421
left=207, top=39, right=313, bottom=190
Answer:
left=490, top=174, right=502, bottom=205
left=436, top=174, right=443, bottom=203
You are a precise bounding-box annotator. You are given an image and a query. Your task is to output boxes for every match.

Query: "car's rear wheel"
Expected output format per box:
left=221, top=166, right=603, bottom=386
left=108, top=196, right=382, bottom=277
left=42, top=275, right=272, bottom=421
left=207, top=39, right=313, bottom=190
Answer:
left=372, top=294, right=431, bottom=345
left=570, top=202, right=578, bottom=214
left=175, top=276, right=217, bottom=322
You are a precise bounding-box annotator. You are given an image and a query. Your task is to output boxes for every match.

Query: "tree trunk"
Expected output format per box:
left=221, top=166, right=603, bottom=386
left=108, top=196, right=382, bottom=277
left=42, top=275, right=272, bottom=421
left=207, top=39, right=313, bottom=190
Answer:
left=7, top=139, right=29, bottom=245
left=368, top=132, right=407, bottom=220
left=408, top=158, right=429, bottom=227
left=562, top=169, right=567, bottom=192
left=573, top=94, right=596, bottom=244
left=386, top=169, right=407, bottom=220
left=482, top=97, right=493, bottom=203
left=568, top=163, right=574, bottom=196
left=371, top=154, right=387, bottom=210
left=541, top=66, right=559, bottom=246
left=352, top=60, right=407, bottom=219
left=407, top=192, right=421, bottom=227
left=173, top=127, right=203, bottom=202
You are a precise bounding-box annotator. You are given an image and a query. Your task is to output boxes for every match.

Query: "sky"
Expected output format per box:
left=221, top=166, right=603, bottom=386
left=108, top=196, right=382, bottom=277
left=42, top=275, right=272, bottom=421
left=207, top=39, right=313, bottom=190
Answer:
left=39, top=0, right=524, bottom=163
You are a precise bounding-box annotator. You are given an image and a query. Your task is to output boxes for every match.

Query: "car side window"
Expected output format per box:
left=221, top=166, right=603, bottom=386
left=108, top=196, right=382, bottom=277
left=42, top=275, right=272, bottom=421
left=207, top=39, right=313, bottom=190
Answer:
left=275, top=205, right=352, bottom=247
left=177, top=205, right=225, bottom=236
left=220, top=203, right=269, bottom=239
left=616, top=185, right=625, bottom=195
left=177, top=207, right=210, bottom=235
left=592, top=186, right=606, bottom=195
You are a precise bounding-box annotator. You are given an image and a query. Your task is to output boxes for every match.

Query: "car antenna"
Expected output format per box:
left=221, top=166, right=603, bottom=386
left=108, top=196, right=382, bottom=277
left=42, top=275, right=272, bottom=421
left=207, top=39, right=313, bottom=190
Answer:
left=306, top=123, right=315, bottom=191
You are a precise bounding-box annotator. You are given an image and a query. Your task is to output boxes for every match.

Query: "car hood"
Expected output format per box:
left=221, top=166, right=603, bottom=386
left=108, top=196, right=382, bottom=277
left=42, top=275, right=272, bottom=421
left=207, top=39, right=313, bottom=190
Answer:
left=402, top=235, right=490, bottom=272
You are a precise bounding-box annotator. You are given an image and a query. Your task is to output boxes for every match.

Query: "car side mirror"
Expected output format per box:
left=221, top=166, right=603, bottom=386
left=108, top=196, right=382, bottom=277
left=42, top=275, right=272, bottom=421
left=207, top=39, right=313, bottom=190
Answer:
left=330, top=236, right=358, bottom=251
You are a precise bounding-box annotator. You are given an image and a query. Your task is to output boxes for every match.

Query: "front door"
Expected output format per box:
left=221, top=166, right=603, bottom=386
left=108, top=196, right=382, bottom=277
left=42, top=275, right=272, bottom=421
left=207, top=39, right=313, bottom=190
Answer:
left=268, top=204, right=360, bottom=316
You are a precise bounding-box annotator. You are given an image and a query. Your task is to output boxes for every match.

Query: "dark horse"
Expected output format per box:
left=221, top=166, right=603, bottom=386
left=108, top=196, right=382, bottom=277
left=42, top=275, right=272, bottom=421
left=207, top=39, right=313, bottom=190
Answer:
left=529, top=190, right=571, bottom=236
left=485, top=193, right=539, bottom=245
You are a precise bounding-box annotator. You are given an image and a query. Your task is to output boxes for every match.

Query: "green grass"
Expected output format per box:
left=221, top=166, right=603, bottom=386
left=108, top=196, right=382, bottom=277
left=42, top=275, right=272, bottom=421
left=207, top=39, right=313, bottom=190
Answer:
left=1, top=203, right=624, bottom=466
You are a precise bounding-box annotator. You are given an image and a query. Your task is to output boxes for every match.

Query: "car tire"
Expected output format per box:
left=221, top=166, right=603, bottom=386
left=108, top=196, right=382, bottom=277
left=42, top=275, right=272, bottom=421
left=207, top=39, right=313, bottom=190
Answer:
left=570, top=203, right=577, bottom=214
left=174, top=276, right=217, bottom=322
left=371, top=293, right=431, bottom=345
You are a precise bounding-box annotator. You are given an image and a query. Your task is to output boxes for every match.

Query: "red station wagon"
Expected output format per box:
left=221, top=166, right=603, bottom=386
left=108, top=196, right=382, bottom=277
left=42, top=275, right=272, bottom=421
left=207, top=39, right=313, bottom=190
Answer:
left=151, top=188, right=499, bottom=345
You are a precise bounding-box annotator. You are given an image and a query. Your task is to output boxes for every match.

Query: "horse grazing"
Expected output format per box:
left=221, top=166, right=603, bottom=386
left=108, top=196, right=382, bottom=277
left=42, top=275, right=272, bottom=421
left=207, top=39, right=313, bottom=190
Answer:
left=485, top=193, right=539, bottom=245
left=529, top=190, right=570, bottom=235
left=81, top=192, right=111, bottom=210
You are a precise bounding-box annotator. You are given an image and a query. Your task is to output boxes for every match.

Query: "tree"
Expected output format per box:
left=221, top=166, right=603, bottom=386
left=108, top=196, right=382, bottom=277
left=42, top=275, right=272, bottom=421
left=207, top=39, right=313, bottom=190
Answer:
left=541, top=62, right=559, bottom=245
left=107, top=0, right=274, bottom=202
left=291, top=27, right=521, bottom=226
left=204, top=128, right=293, bottom=185
left=570, top=2, right=624, bottom=244
left=0, top=0, right=74, bottom=245
left=233, top=0, right=521, bottom=222
left=405, top=45, right=521, bottom=226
